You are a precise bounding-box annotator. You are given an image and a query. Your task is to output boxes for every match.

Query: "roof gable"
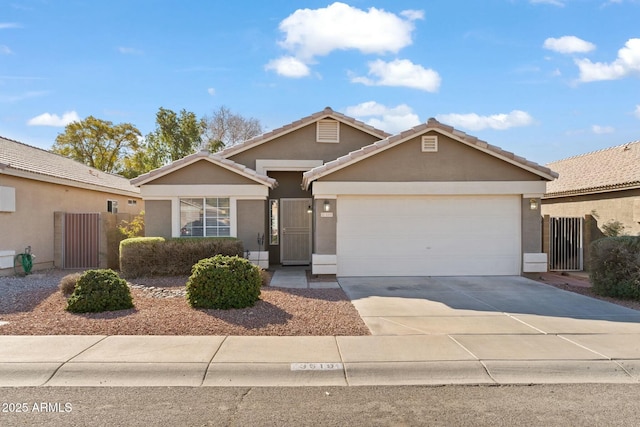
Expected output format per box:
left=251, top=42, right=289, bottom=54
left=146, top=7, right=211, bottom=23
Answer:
left=130, top=150, right=276, bottom=188
left=303, top=118, right=558, bottom=188
left=0, top=136, right=139, bottom=196
left=217, top=107, right=390, bottom=159
left=545, top=140, right=640, bottom=197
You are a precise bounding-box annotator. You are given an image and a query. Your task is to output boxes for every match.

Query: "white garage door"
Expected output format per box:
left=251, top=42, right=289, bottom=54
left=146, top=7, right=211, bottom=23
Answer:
left=337, top=195, right=521, bottom=276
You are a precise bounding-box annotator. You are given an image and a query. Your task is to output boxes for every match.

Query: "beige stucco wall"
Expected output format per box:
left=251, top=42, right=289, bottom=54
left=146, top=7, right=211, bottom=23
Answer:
left=0, top=174, right=142, bottom=275
left=144, top=200, right=172, bottom=238
left=319, top=132, right=542, bottom=182
left=542, top=189, right=640, bottom=235
left=148, top=159, right=257, bottom=185
left=229, top=120, right=383, bottom=170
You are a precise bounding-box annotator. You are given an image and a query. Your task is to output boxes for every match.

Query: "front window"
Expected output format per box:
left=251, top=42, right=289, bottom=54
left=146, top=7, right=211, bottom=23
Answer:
left=180, top=197, right=230, bottom=237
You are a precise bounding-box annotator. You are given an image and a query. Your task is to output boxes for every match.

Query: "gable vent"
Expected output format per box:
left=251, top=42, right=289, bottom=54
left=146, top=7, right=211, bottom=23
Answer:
left=317, top=120, right=340, bottom=143
left=421, top=135, right=438, bottom=152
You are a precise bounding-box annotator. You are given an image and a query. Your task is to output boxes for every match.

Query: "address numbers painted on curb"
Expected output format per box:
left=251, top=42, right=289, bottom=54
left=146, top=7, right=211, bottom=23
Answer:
left=291, top=363, right=343, bottom=371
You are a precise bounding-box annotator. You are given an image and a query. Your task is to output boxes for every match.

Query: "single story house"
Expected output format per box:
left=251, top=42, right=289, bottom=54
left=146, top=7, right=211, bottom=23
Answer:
left=132, top=107, right=557, bottom=277
left=0, top=136, right=143, bottom=275
left=542, top=140, right=640, bottom=236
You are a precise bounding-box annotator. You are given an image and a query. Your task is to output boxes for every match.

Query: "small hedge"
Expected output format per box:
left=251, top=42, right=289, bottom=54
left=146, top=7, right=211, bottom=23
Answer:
left=120, top=237, right=244, bottom=278
left=186, top=255, right=261, bottom=309
left=66, top=269, right=134, bottom=313
left=590, top=236, right=640, bottom=300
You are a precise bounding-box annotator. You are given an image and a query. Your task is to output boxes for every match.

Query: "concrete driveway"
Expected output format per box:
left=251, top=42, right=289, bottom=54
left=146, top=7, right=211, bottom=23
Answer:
left=338, top=276, right=640, bottom=336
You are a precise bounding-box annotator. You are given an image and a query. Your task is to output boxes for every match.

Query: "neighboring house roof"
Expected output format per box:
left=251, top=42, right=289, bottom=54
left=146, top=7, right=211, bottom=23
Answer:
left=302, top=118, right=558, bottom=188
left=0, top=136, right=140, bottom=197
left=217, top=107, right=391, bottom=159
left=544, top=140, right=640, bottom=198
left=130, top=150, right=277, bottom=188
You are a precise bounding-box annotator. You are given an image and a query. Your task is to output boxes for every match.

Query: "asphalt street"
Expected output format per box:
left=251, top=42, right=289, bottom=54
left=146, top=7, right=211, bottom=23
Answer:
left=1, top=384, right=639, bottom=426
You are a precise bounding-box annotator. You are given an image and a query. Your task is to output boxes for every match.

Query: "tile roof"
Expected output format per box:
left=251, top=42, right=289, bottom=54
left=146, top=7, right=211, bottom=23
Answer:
left=130, top=150, right=277, bottom=188
left=0, top=136, right=140, bottom=196
left=544, top=140, right=640, bottom=198
left=218, top=107, right=391, bottom=158
left=302, top=118, right=558, bottom=188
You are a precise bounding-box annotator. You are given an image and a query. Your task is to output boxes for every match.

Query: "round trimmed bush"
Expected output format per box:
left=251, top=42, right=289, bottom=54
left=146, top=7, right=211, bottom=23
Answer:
left=66, top=269, right=134, bottom=313
left=186, top=255, right=261, bottom=309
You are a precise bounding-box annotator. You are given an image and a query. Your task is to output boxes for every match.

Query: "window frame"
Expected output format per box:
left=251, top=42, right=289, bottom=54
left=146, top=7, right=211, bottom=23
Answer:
left=179, top=197, right=231, bottom=238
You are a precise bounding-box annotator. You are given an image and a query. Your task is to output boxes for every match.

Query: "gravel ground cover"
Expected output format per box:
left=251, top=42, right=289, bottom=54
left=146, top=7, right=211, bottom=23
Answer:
left=1, top=270, right=639, bottom=336
left=0, top=270, right=370, bottom=336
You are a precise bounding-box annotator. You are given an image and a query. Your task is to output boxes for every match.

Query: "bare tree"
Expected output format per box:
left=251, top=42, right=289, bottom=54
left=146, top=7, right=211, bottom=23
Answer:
left=202, top=106, right=263, bottom=151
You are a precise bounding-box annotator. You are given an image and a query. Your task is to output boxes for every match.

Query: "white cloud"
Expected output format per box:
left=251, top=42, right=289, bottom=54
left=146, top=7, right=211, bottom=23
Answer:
left=267, top=2, right=423, bottom=77
left=351, top=59, right=441, bottom=92
left=543, top=36, right=596, bottom=54
left=265, top=56, right=310, bottom=78
left=117, top=46, right=143, bottom=55
left=0, top=45, right=12, bottom=54
left=435, top=110, right=534, bottom=131
left=277, top=2, right=421, bottom=59
left=592, top=125, right=615, bottom=134
left=207, top=87, right=216, bottom=96
left=27, top=111, right=80, bottom=127
left=345, top=101, right=421, bottom=134
left=576, top=38, right=640, bottom=82
left=400, top=10, right=424, bottom=20
left=0, top=22, right=21, bottom=29
left=635, top=105, right=640, bottom=119
left=530, top=0, right=565, bottom=6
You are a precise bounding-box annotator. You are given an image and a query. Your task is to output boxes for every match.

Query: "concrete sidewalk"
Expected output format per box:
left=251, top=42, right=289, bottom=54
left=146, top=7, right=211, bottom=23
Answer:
left=1, top=334, right=639, bottom=387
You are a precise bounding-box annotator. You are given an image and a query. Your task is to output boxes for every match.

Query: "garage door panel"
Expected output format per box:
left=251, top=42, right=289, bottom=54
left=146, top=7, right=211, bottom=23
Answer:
left=338, top=236, right=517, bottom=256
left=337, top=255, right=520, bottom=276
left=337, top=195, right=521, bottom=276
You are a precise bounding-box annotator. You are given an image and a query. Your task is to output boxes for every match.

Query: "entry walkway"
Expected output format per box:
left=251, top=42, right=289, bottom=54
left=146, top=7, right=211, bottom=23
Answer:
left=269, top=266, right=340, bottom=289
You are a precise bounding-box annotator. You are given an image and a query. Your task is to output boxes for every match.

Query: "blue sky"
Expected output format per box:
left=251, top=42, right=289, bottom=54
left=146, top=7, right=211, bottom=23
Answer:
left=1, top=0, right=639, bottom=165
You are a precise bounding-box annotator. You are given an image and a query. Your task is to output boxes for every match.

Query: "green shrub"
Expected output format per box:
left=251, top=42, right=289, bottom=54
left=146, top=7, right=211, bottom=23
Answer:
left=590, top=236, right=640, bottom=300
left=59, top=272, right=82, bottom=297
left=186, top=255, right=261, bottom=309
left=120, top=237, right=244, bottom=278
left=601, top=220, right=627, bottom=237
left=66, top=269, right=134, bottom=313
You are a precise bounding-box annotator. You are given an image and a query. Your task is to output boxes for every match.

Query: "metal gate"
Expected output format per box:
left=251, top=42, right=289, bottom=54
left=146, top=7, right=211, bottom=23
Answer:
left=549, top=217, right=583, bottom=271
left=64, top=213, right=100, bottom=269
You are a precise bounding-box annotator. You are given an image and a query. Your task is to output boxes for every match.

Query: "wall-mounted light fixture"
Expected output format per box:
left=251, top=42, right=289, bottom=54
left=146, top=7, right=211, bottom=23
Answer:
left=529, top=198, right=539, bottom=210
left=323, top=200, right=331, bottom=212
left=307, top=205, right=313, bottom=214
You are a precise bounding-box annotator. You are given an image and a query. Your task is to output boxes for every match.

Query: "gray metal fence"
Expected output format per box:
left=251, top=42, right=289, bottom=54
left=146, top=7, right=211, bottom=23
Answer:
left=549, top=217, right=583, bottom=271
